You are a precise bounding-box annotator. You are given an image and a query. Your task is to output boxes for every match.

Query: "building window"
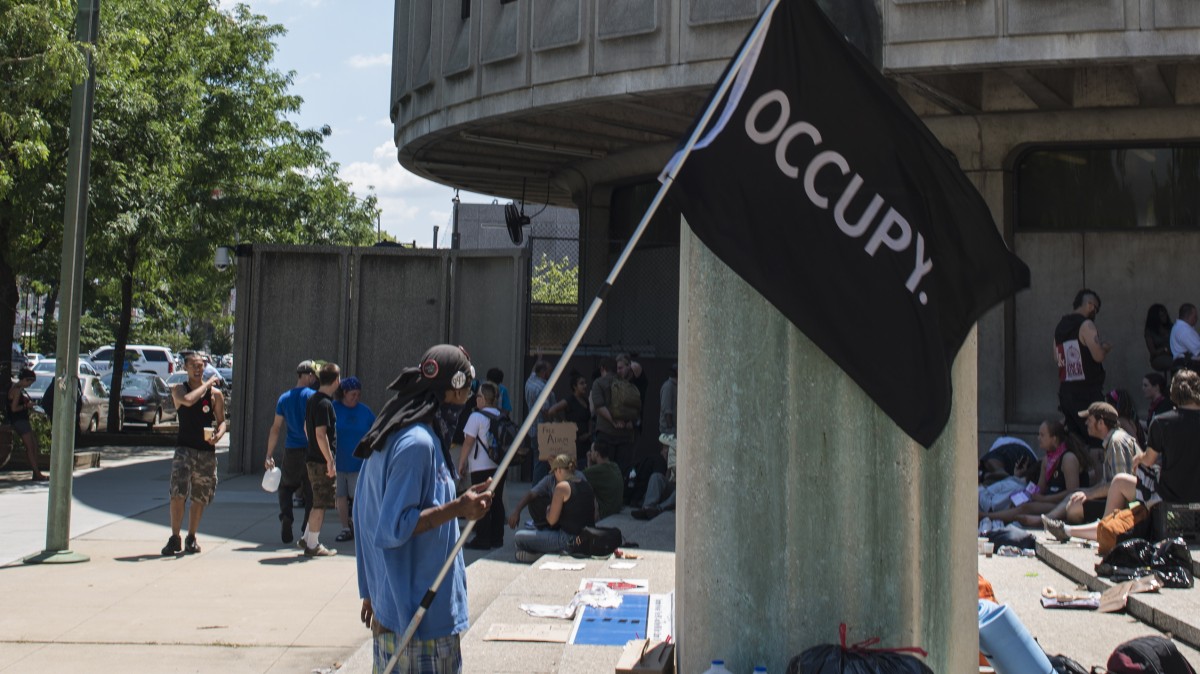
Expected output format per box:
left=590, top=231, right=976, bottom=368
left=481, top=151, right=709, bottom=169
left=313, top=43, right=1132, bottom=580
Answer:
left=500, top=0, right=517, bottom=4
left=462, top=0, right=470, bottom=19
left=1015, top=145, right=1200, bottom=231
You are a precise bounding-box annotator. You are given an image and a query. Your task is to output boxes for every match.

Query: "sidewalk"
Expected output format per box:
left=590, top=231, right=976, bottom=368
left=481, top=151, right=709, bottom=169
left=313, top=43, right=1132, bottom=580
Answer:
left=0, top=445, right=677, bottom=673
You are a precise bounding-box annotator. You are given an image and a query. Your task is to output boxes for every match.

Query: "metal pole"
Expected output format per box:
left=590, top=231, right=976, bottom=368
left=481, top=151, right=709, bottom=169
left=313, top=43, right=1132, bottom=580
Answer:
left=433, top=225, right=439, bottom=249
left=379, top=1, right=781, bottom=668
left=450, top=192, right=460, bottom=250
left=25, top=0, right=101, bottom=565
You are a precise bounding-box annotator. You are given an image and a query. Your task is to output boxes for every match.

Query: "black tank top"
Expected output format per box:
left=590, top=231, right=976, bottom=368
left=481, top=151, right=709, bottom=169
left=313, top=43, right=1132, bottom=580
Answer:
left=1046, top=453, right=1092, bottom=495
left=177, top=381, right=215, bottom=451
left=1055, top=313, right=1104, bottom=389
left=9, top=391, right=30, bottom=423
left=557, top=479, right=597, bottom=536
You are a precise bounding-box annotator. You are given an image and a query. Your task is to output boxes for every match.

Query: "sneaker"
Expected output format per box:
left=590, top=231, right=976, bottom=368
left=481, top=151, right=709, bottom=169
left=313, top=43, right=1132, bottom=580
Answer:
left=304, top=543, right=338, bottom=558
left=184, top=536, right=201, bottom=555
left=335, top=528, right=354, bottom=542
left=281, top=522, right=294, bottom=544
left=1041, top=515, right=1070, bottom=543
left=515, top=550, right=540, bottom=564
left=161, top=535, right=182, bottom=556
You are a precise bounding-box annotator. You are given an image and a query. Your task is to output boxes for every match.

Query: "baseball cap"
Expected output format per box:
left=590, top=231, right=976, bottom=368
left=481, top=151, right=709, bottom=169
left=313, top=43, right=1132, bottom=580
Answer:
left=1078, top=402, right=1119, bottom=425
left=296, top=360, right=316, bottom=375
left=340, top=376, right=361, bottom=391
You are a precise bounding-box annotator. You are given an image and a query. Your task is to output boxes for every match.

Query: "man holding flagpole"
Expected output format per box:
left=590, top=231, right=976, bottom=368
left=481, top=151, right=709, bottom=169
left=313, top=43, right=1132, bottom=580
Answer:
left=353, top=345, right=493, bottom=673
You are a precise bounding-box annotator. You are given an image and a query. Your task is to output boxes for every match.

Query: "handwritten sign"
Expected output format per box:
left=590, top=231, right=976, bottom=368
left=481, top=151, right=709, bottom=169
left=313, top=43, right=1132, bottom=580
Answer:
left=538, top=422, right=577, bottom=461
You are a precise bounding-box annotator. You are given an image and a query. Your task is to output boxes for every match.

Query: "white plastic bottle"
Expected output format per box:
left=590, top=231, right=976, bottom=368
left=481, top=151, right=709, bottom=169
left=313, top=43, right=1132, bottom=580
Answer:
left=701, top=661, right=732, bottom=674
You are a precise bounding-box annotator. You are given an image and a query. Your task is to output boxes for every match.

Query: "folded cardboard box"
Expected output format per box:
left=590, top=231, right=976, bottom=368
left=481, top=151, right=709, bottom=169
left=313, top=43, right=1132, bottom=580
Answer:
left=615, top=639, right=674, bottom=674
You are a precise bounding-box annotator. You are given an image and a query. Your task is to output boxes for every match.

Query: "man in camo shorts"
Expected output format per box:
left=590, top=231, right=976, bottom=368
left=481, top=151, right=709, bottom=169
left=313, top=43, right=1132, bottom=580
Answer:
left=162, top=352, right=227, bottom=556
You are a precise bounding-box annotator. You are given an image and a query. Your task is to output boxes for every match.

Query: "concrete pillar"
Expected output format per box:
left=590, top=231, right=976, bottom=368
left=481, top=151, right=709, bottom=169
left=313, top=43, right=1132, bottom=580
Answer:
left=677, top=225, right=978, bottom=673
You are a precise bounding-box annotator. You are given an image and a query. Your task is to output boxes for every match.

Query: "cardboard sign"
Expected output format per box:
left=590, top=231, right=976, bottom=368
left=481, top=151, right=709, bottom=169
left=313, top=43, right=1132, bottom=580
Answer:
left=538, top=421, right=577, bottom=461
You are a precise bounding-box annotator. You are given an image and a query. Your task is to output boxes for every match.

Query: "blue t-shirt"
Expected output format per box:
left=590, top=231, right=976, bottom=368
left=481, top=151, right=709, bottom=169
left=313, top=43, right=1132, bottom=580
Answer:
left=276, top=386, right=314, bottom=449
left=353, top=423, right=468, bottom=640
left=333, top=400, right=375, bottom=473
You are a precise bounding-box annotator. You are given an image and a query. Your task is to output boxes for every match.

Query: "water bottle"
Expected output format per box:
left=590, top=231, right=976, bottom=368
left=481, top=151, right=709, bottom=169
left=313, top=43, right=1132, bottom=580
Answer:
left=701, top=661, right=732, bottom=674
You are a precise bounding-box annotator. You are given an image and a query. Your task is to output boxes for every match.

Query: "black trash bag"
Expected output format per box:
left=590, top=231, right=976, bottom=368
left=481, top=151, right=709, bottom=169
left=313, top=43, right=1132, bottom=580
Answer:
left=1049, top=654, right=1090, bottom=674
left=1096, top=538, right=1156, bottom=578
left=1151, top=537, right=1194, bottom=589
left=988, top=524, right=1036, bottom=550
left=786, top=627, right=933, bottom=674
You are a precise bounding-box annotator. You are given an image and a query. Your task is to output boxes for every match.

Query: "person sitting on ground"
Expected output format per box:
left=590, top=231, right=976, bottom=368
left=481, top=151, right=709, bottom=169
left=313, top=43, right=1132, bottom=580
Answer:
left=1144, top=371, right=1174, bottom=428
left=507, top=464, right=586, bottom=531
left=1109, top=388, right=1146, bottom=449
left=1045, top=369, right=1200, bottom=543
left=1039, top=401, right=1137, bottom=528
left=979, top=420, right=1091, bottom=526
left=583, top=443, right=624, bottom=519
left=633, top=442, right=677, bottom=520
left=513, top=454, right=596, bottom=563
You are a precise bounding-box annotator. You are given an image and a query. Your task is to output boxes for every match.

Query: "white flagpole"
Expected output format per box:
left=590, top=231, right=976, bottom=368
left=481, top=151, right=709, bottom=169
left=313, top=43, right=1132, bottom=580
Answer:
left=381, top=1, right=781, bottom=669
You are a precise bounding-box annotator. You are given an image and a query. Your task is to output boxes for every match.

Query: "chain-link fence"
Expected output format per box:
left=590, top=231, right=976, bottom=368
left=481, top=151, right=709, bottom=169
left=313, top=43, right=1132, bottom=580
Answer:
left=528, top=234, right=580, bottom=355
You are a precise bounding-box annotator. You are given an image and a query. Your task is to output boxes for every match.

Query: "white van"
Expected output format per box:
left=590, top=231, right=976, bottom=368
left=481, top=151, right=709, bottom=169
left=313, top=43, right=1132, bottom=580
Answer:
left=88, top=345, right=177, bottom=378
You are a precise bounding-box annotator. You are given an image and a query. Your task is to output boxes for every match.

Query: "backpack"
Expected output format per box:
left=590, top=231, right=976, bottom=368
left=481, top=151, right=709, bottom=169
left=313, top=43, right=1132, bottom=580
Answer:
left=478, top=409, right=519, bottom=464
left=609, top=378, right=641, bottom=422
left=1107, top=636, right=1197, bottom=674
left=570, top=526, right=623, bottom=557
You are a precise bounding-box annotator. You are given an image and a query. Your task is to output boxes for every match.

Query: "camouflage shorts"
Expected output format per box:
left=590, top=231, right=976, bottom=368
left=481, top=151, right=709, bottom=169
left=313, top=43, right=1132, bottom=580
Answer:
left=307, top=462, right=336, bottom=509
left=169, top=446, right=218, bottom=505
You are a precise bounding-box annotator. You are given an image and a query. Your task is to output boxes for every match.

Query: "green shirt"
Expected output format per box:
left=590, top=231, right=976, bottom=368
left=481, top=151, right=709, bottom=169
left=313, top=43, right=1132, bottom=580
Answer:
left=584, top=461, right=625, bottom=519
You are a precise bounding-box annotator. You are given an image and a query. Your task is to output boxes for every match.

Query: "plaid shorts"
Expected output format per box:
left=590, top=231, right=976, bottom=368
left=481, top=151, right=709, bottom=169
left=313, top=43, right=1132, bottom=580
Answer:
left=307, top=462, right=337, bottom=509
left=372, top=632, right=461, bottom=674
left=169, top=447, right=218, bottom=504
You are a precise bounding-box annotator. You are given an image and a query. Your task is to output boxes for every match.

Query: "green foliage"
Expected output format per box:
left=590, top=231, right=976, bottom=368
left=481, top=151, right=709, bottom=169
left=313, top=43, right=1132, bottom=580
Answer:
left=531, top=254, right=578, bottom=305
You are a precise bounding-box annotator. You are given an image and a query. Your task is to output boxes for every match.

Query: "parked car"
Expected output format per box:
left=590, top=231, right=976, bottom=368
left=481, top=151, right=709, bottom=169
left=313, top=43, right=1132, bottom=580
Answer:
left=79, top=374, right=116, bottom=433
left=101, top=372, right=177, bottom=427
left=88, top=344, right=177, bottom=378
left=34, top=358, right=101, bottom=378
left=24, top=353, right=44, bottom=369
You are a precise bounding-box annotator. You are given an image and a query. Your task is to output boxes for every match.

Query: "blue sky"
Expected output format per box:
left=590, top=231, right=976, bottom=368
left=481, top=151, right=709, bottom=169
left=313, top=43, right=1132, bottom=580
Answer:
left=218, top=0, right=493, bottom=247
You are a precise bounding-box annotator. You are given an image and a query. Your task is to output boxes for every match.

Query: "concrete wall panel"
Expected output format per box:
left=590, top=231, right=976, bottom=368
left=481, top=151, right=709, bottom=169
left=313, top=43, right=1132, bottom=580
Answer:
left=449, top=251, right=528, bottom=420
left=392, top=0, right=411, bottom=105
left=1154, top=0, right=1200, bottom=29
left=442, top=3, right=473, bottom=77
left=886, top=0, right=997, bottom=44
left=531, top=0, right=591, bottom=85
left=1012, top=233, right=1081, bottom=425
left=480, top=0, right=528, bottom=96
left=411, top=0, right=435, bottom=90
left=348, top=251, right=449, bottom=416
left=1007, top=0, right=1126, bottom=35
left=686, top=0, right=759, bottom=26
left=595, top=0, right=671, bottom=75
left=231, top=249, right=348, bottom=474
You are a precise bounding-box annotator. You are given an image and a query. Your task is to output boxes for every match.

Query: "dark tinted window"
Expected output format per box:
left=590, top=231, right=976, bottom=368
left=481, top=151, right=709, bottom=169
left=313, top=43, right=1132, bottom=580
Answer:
left=145, top=350, right=168, bottom=362
left=1016, top=145, right=1200, bottom=231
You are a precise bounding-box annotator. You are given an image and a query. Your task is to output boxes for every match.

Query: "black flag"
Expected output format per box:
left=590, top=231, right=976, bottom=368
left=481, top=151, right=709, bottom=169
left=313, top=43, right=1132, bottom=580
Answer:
left=666, top=0, right=1029, bottom=447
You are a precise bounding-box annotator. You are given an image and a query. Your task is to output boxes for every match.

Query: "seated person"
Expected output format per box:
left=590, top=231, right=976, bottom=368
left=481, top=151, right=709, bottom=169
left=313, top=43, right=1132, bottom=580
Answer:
left=583, top=443, right=624, bottom=519
left=508, top=461, right=586, bottom=530
left=982, top=420, right=1091, bottom=526
left=1144, top=371, right=1174, bottom=428
left=513, top=454, right=596, bottom=563
left=633, top=442, right=677, bottom=520
left=1039, top=402, right=1137, bottom=528
left=1046, top=369, right=1200, bottom=542
left=978, top=436, right=1038, bottom=485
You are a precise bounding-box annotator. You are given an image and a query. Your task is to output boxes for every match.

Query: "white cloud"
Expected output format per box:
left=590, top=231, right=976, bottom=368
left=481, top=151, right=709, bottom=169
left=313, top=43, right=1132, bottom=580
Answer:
left=294, top=72, right=322, bottom=85
left=347, top=53, right=390, bottom=69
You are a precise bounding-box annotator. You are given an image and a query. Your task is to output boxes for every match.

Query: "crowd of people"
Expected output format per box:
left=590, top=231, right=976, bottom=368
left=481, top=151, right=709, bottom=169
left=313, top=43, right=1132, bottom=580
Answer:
left=154, top=344, right=679, bottom=671
left=979, top=289, right=1200, bottom=547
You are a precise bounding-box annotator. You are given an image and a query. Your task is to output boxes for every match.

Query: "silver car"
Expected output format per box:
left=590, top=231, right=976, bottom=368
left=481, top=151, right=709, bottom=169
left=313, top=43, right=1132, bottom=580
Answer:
left=31, top=372, right=114, bottom=434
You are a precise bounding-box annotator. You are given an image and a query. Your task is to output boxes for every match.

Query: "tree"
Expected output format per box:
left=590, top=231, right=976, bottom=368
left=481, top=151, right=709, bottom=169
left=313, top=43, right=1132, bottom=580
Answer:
left=531, top=253, right=578, bottom=305
left=0, top=0, right=88, bottom=381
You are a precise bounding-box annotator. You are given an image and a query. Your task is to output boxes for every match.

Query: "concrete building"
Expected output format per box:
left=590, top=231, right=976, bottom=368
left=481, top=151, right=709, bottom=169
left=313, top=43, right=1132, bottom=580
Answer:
left=389, top=1, right=1200, bottom=670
